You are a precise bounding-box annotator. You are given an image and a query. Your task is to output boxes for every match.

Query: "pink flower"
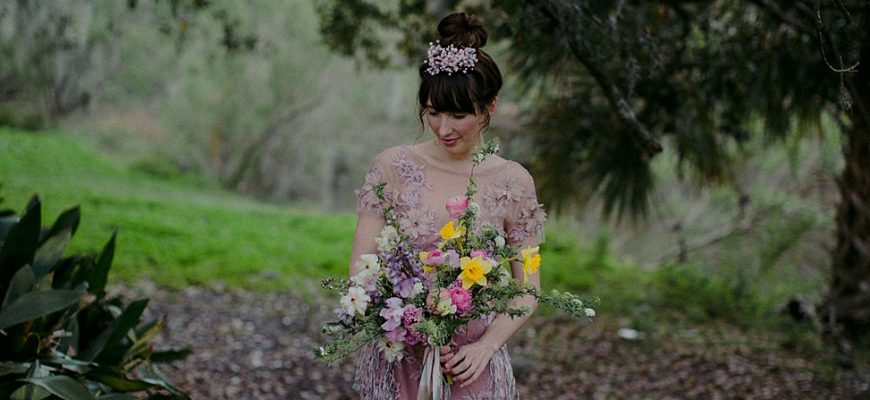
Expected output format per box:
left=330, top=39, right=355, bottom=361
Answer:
left=402, top=304, right=423, bottom=328
left=445, top=196, right=470, bottom=219
left=470, top=249, right=489, bottom=259
left=425, top=249, right=447, bottom=265
left=449, top=286, right=473, bottom=314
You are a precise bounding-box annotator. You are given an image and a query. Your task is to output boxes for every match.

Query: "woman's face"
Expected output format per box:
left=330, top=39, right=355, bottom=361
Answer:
left=424, top=100, right=495, bottom=159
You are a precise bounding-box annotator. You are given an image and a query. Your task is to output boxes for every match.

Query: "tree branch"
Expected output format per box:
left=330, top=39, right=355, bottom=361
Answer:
left=747, top=0, right=816, bottom=37
left=532, top=0, right=663, bottom=157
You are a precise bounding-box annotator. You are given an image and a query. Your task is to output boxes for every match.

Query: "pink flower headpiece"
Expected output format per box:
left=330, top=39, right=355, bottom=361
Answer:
left=424, top=41, right=478, bottom=76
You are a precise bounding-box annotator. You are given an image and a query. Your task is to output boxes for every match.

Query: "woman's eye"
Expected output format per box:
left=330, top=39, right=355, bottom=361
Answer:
left=453, top=114, right=467, bottom=119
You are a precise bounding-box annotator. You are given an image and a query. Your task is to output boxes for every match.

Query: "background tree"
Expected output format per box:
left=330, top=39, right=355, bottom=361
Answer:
left=316, top=0, right=869, bottom=345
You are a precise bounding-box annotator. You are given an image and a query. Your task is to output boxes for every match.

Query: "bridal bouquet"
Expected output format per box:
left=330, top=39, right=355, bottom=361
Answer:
left=317, top=139, right=595, bottom=397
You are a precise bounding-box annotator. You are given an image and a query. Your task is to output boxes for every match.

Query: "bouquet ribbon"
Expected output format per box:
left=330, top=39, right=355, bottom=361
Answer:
left=417, top=345, right=449, bottom=400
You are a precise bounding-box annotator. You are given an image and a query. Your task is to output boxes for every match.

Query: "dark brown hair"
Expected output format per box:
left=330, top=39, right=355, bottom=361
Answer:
left=418, top=13, right=503, bottom=129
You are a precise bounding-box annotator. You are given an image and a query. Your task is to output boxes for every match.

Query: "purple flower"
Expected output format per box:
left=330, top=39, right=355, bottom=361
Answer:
left=334, top=307, right=352, bottom=323
left=385, top=327, right=408, bottom=343
left=380, top=297, right=405, bottom=332
left=397, top=278, right=421, bottom=298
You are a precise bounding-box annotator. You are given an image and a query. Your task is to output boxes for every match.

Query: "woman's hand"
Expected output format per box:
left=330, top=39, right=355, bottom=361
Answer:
left=440, top=340, right=498, bottom=387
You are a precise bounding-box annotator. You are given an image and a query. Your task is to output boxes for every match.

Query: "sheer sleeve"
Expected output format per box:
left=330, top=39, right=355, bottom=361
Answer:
left=355, top=152, right=391, bottom=217
left=504, top=165, right=547, bottom=246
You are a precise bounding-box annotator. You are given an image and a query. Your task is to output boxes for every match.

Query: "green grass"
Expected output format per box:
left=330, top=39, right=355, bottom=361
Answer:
left=1, top=128, right=355, bottom=290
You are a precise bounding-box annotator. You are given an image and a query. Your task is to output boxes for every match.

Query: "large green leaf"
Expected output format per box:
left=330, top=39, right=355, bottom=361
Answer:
left=45, top=206, right=81, bottom=242
left=42, top=356, right=93, bottom=374
left=0, top=361, right=29, bottom=377
left=107, top=299, right=149, bottom=346
left=20, top=375, right=95, bottom=400
left=96, top=299, right=149, bottom=364
left=10, top=383, right=51, bottom=400
left=91, top=232, right=116, bottom=299
left=0, top=289, right=83, bottom=330
left=33, top=228, right=72, bottom=280
left=0, top=196, right=41, bottom=285
left=86, top=366, right=158, bottom=392
left=2, top=265, right=35, bottom=310
left=0, top=215, right=18, bottom=242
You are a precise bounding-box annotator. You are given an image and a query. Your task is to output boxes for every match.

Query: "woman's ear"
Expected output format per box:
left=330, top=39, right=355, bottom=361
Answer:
left=487, top=97, right=499, bottom=114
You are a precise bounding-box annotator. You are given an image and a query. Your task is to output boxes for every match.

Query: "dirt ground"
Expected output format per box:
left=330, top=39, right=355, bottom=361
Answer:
left=129, top=282, right=869, bottom=399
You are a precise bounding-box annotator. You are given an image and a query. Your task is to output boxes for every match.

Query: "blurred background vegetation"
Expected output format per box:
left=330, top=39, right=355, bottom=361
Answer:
left=1, top=0, right=867, bottom=373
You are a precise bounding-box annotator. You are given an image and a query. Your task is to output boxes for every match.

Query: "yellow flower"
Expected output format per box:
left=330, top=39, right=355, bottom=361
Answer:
left=521, top=246, right=541, bottom=279
left=438, top=221, right=466, bottom=241
left=459, top=256, right=492, bottom=289
left=419, top=251, right=435, bottom=273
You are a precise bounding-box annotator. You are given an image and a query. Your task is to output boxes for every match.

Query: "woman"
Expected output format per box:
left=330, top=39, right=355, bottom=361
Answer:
left=350, top=12, right=546, bottom=400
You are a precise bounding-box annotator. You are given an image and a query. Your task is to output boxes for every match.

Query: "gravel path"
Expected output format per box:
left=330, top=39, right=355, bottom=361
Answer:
left=122, top=281, right=869, bottom=399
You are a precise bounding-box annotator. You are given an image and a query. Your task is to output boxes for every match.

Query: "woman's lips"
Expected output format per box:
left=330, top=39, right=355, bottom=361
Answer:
left=442, top=137, right=458, bottom=147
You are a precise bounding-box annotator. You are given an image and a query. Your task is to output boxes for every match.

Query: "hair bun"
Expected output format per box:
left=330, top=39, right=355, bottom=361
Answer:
left=438, top=13, right=487, bottom=48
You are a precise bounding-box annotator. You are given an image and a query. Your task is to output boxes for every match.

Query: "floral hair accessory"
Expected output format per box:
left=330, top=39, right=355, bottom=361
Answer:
left=425, top=41, right=478, bottom=76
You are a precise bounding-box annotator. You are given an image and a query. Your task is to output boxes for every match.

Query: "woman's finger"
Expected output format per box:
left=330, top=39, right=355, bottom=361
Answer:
left=445, top=351, right=465, bottom=370
left=454, top=360, right=479, bottom=383
left=460, top=363, right=485, bottom=387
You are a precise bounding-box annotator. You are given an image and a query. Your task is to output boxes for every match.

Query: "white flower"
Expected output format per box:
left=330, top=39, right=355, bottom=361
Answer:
left=340, top=286, right=371, bottom=316
left=572, top=298, right=584, bottom=308
left=410, top=281, right=424, bottom=298
left=350, top=268, right=377, bottom=287
left=584, top=308, right=596, bottom=317
left=356, top=254, right=381, bottom=273
left=378, top=339, right=405, bottom=362
left=494, top=235, right=505, bottom=248
left=436, top=298, right=457, bottom=315
left=376, top=226, right=399, bottom=252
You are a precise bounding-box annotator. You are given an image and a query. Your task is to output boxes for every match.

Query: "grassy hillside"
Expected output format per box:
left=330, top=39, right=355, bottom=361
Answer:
left=1, top=128, right=356, bottom=289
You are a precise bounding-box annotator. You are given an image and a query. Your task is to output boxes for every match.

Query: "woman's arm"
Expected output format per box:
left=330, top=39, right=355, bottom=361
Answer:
left=349, top=212, right=386, bottom=277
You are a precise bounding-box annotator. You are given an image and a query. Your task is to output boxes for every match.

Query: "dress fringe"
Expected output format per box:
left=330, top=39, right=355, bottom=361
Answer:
left=486, top=346, right=519, bottom=400
left=354, top=342, right=400, bottom=400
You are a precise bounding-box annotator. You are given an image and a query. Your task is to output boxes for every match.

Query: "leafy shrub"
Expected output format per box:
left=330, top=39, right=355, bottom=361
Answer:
left=0, top=105, right=44, bottom=131
left=651, top=263, right=760, bottom=324
left=0, top=195, right=190, bottom=399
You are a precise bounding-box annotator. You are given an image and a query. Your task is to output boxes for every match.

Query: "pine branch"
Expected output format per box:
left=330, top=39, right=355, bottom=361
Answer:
left=532, top=0, right=662, bottom=157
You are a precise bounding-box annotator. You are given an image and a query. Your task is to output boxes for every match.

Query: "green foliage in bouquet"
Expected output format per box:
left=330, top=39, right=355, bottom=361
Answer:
left=0, top=193, right=191, bottom=400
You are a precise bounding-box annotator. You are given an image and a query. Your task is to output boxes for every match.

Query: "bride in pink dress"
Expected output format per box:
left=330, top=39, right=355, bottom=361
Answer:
left=349, top=12, right=546, bottom=400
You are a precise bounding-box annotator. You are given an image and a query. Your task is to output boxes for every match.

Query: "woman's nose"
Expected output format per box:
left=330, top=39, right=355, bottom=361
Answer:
left=437, top=116, right=452, bottom=135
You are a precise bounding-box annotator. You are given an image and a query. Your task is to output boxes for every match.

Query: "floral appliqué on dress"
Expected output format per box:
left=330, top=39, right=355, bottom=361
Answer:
left=482, top=174, right=524, bottom=218
left=392, top=152, right=438, bottom=240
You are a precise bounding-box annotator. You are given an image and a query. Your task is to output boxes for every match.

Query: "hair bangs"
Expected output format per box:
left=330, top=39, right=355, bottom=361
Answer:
left=419, top=74, right=479, bottom=115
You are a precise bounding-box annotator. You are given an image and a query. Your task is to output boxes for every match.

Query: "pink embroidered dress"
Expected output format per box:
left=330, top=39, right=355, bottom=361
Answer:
left=353, top=144, right=546, bottom=400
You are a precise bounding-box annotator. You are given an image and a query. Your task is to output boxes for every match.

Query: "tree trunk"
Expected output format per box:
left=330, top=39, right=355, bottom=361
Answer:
left=825, top=13, right=870, bottom=339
